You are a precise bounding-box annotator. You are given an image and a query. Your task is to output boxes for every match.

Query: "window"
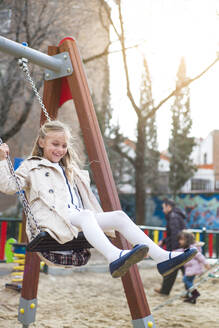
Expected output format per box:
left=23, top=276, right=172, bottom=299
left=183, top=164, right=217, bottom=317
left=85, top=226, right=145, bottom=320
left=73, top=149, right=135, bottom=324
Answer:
left=191, top=179, right=212, bottom=191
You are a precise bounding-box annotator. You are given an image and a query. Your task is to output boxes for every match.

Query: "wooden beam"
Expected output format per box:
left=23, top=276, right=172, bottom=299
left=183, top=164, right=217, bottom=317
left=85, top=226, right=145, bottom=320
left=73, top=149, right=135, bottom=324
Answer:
left=59, top=38, right=151, bottom=320
left=21, top=252, right=40, bottom=300
left=21, top=45, right=61, bottom=301
left=41, top=46, right=62, bottom=124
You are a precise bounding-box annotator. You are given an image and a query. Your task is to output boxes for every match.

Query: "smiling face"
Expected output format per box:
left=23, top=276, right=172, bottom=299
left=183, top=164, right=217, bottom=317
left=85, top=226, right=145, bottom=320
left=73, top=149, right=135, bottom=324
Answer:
left=38, top=131, right=68, bottom=163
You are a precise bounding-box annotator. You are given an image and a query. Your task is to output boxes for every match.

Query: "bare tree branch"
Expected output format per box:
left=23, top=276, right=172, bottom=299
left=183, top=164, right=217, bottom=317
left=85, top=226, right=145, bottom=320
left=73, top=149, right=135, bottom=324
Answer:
left=117, top=2, right=141, bottom=116
left=99, top=0, right=141, bottom=116
left=100, top=0, right=219, bottom=122
left=111, top=142, right=135, bottom=166
left=99, top=0, right=121, bottom=41
left=83, top=42, right=140, bottom=63
left=98, top=0, right=219, bottom=224
left=83, top=42, right=111, bottom=63
left=2, top=80, right=43, bottom=141
left=145, top=56, right=219, bottom=121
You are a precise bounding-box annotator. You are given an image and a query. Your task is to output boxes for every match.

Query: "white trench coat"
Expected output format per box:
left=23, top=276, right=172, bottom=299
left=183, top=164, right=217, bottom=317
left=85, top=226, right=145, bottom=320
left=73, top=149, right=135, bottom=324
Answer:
left=0, top=156, right=115, bottom=244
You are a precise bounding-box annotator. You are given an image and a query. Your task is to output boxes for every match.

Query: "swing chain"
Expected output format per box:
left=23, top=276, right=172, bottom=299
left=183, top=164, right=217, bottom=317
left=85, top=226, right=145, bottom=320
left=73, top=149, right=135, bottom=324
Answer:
left=0, top=138, right=40, bottom=238
left=18, top=58, right=51, bottom=122
left=0, top=57, right=53, bottom=239
left=0, top=57, right=52, bottom=239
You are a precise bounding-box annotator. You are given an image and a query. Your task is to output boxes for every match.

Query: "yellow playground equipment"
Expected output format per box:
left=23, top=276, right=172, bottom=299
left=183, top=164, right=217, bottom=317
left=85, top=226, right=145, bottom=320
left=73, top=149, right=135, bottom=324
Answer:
left=5, top=243, right=26, bottom=292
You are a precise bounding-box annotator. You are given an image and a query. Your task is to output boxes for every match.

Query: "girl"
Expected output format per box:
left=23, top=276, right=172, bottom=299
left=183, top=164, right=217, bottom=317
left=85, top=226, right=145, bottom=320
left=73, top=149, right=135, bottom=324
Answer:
left=0, top=120, right=197, bottom=278
left=178, top=230, right=210, bottom=303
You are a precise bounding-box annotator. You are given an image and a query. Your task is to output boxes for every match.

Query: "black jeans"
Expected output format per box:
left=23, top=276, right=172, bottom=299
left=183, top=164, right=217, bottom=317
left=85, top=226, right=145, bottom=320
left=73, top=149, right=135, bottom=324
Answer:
left=160, top=266, right=185, bottom=295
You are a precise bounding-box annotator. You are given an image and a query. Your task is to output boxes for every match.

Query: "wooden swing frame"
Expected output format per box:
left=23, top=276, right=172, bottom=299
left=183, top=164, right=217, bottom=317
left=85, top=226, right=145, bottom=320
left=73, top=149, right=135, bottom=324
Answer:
left=0, top=36, right=155, bottom=327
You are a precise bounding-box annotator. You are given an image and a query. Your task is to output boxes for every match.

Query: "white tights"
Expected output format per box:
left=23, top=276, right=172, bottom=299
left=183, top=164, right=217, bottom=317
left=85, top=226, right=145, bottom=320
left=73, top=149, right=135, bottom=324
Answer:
left=68, top=209, right=182, bottom=264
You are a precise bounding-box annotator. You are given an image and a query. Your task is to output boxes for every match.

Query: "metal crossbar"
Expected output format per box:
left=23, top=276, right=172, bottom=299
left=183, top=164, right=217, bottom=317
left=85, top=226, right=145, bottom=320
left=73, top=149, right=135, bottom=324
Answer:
left=0, top=36, right=62, bottom=71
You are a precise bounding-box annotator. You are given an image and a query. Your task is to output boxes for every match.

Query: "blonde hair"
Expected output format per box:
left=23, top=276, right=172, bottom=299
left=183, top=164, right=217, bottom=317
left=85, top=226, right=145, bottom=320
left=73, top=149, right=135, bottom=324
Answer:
left=31, top=120, right=81, bottom=182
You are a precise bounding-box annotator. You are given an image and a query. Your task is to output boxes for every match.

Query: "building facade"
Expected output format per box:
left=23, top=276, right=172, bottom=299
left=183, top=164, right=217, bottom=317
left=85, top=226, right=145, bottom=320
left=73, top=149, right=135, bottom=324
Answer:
left=182, top=131, right=219, bottom=192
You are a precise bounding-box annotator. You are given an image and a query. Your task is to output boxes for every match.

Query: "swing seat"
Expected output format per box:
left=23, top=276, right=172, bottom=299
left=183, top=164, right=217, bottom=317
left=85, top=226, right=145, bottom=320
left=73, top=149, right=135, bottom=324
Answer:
left=26, top=231, right=93, bottom=252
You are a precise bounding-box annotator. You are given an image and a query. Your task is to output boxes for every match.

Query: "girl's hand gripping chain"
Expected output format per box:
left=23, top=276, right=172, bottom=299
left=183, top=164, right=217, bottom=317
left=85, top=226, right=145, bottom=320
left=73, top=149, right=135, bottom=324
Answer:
left=0, top=143, right=9, bottom=160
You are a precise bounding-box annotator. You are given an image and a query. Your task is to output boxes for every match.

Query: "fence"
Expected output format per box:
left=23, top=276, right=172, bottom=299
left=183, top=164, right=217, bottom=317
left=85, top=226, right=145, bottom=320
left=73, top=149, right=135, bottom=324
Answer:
left=140, top=225, right=219, bottom=258
left=0, top=218, right=219, bottom=261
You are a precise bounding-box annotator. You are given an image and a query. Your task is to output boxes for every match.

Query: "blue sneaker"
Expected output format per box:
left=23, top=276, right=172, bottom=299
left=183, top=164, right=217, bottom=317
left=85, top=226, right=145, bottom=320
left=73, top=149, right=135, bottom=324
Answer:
left=109, top=244, right=149, bottom=278
left=157, top=248, right=198, bottom=277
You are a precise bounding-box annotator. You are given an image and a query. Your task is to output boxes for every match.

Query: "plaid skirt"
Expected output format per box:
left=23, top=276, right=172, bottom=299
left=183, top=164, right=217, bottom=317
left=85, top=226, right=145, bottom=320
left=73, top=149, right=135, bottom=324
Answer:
left=41, top=248, right=91, bottom=266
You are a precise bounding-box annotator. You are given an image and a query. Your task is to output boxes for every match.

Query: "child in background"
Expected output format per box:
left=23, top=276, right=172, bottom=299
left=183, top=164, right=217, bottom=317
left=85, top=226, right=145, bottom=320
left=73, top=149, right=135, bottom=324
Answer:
left=178, top=230, right=211, bottom=304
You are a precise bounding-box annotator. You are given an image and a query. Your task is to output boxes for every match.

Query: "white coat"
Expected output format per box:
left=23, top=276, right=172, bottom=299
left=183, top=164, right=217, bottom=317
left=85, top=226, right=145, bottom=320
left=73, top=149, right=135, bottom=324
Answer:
left=0, top=156, right=115, bottom=244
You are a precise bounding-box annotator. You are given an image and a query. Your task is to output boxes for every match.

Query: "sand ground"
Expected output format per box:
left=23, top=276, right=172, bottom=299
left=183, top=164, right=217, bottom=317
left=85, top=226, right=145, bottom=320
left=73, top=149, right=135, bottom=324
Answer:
left=0, top=250, right=218, bottom=328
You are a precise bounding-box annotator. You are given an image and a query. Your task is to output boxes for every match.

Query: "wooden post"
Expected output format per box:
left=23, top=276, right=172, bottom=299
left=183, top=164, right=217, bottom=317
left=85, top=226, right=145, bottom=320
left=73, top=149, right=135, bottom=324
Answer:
left=58, top=38, right=152, bottom=324
left=208, top=233, right=213, bottom=258
left=20, top=212, right=27, bottom=243
left=0, top=221, right=7, bottom=260
left=41, top=46, right=62, bottom=124
left=21, top=252, right=40, bottom=299
left=18, top=46, right=61, bottom=327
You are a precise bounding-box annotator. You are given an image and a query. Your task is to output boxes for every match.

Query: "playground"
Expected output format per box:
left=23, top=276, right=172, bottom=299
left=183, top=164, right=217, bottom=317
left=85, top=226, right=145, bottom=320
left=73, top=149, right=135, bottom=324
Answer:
left=0, top=8, right=218, bottom=327
left=0, top=251, right=218, bottom=328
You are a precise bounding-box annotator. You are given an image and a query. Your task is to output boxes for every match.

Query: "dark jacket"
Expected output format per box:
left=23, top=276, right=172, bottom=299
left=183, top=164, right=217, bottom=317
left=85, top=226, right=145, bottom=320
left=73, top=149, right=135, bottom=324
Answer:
left=163, top=207, right=186, bottom=251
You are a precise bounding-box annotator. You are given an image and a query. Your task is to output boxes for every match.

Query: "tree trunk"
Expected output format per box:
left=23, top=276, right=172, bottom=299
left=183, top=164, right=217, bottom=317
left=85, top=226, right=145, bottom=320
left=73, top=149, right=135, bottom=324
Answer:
left=135, top=169, right=146, bottom=225
left=135, top=119, right=146, bottom=225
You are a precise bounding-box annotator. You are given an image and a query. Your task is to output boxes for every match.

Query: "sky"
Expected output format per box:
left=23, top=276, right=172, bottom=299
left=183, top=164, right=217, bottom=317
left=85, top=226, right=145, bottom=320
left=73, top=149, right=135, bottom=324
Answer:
left=109, top=0, right=219, bottom=150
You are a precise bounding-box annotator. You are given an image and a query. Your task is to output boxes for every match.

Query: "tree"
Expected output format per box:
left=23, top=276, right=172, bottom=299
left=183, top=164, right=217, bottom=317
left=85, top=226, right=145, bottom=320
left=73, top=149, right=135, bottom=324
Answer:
left=0, top=0, right=62, bottom=141
left=95, top=82, right=135, bottom=192
left=134, top=57, right=160, bottom=223
left=168, top=57, right=196, bottom=197
left=106, top=53, right=160, bottom=224
left=99, top=0, right=218, bottom=224
left=140, top=58, right=160, bottom=194
left=0, top=0, right=111, bottom=143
